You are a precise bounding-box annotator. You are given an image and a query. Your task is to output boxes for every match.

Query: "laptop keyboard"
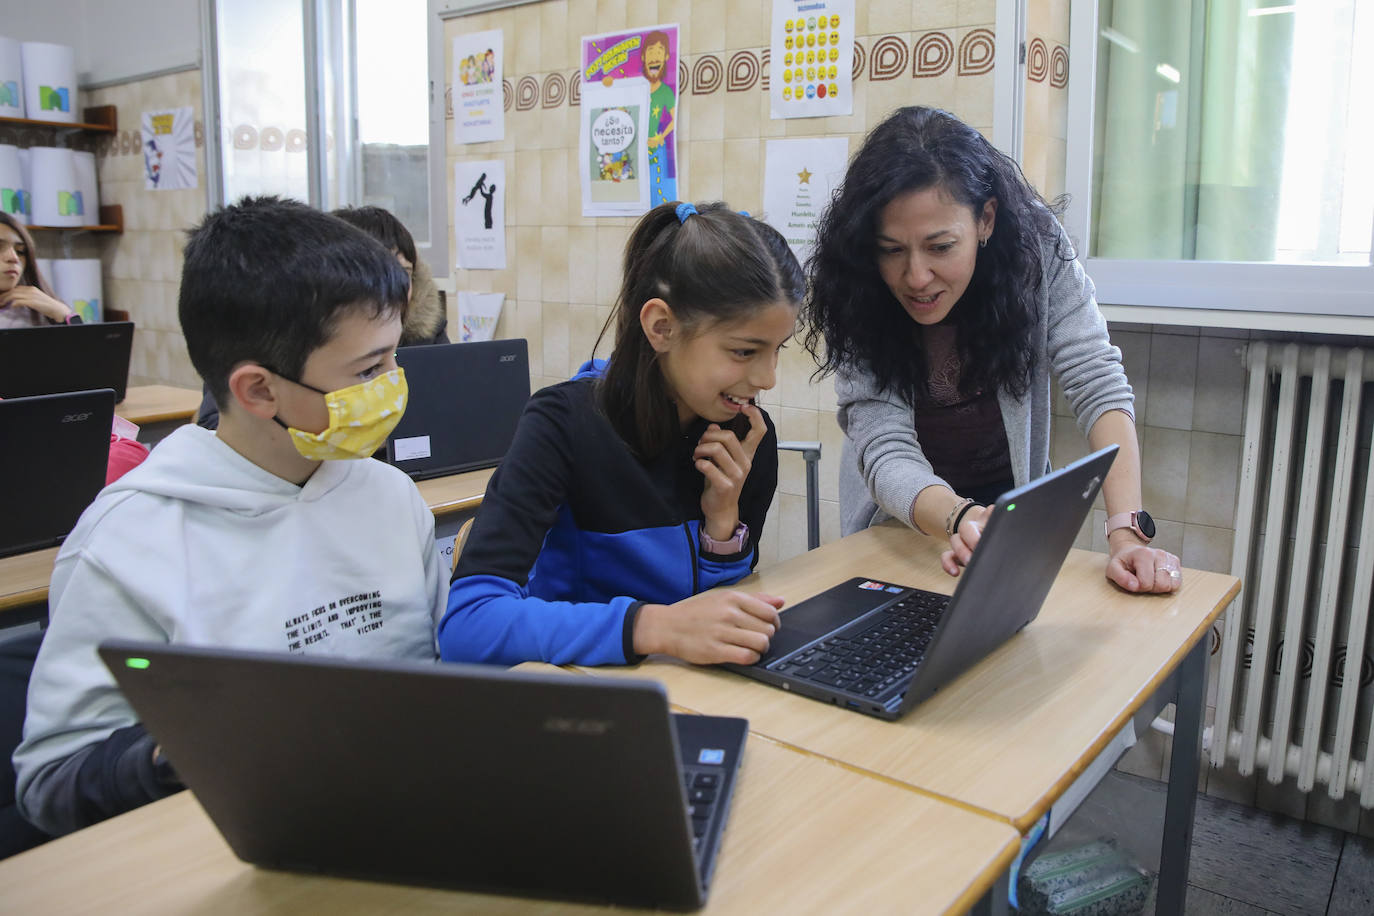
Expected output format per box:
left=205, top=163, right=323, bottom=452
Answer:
left=767, top=590, right=950, bottom=698
left=682, top=767, right=723, bottom=853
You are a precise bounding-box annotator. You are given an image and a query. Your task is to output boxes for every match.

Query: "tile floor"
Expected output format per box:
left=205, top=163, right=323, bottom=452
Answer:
left=1035, top=770, right=1374, bottom=915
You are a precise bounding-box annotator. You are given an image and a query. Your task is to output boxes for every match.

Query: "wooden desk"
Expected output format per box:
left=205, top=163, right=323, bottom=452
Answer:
left=0, top=733, right=1020, bottom=915
left=571, top=525, right=1240, bottom=913
left=0, top=470, right=494, bottom=619
left=114, top=385, right=203, bottom=426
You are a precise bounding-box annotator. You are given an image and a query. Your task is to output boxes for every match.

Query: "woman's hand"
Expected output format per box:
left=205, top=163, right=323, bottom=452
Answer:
left=695, top=403, right=766, bottom=540
left=633, top=590, right=786, bottom=665
left=0, top=285, right=73, bottom=323
left=939, top=504, right=993, bottom=577
left=1106, top=532, right=1182, bottom=593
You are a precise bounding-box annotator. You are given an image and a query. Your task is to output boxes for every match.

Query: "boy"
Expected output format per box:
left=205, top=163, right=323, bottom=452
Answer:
left=14, top=197, right=447, bottom=837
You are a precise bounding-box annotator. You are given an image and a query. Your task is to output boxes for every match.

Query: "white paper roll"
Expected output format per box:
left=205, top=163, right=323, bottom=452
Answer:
left=0, top=143, right=29, bottom=225
left=0, top=36, right=23, bottom=118
left=28, top=146, right=81, bottom=227
left=72, top=150, right=98, bottom=226
left=21, top=42, right=76, bottom=125
left=51, top=259, right=103, bottom=323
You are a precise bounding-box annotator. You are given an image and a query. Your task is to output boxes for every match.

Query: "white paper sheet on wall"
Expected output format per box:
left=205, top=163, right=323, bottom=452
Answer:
left=458, top=292, right=505, bottom=342
left=454, top=160, right=506, bottom=270
left=579, top=81, right=651, bottom=218
left=452, top=30, right=505, bottom=145
left=762, top=137, right=850, bottom=263
left=769, top=0, right=855, bottom=119
left=142, top=106, right=198, bottom=190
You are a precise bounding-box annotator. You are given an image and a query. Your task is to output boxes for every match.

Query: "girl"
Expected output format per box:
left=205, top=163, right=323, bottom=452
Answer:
left=0, top=213, right=78, bottom=329
left=805, top=106, right=1180, bottom=594
left=439, top=201, right=803, bottom=666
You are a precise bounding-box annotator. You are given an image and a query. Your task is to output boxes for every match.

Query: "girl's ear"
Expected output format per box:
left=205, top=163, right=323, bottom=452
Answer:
left=639, top=297, right=677, bottom=353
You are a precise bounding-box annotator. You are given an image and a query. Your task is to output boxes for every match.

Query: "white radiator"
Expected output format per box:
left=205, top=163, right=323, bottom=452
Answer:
left=1211, top=342, right=1374, bottom=805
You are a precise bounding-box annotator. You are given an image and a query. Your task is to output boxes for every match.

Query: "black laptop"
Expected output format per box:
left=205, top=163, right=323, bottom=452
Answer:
left=0, top=321, right=134, bottom=403
left=99, top=642, right=747, bottom=910
left=382, top=339, right=530, bottom=479
left=0, top=389, right=113, bottom=558
left=727, top=446, right=1119, bottom=720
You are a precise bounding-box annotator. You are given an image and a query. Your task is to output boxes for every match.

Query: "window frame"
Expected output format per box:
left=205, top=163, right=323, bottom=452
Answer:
left=1064, top=0, right=1374, bottom=335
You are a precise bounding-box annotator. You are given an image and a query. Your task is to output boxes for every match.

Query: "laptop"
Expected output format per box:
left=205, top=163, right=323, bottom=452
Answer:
left=0, top=389, right=113, bottom=558
left=382, top=339, right=530, bottom=479
left=727, top=446, right=1119, bottom=721
left=0, top=321, right=134, bottom=403
left=99, top=641, right=747, bottom=910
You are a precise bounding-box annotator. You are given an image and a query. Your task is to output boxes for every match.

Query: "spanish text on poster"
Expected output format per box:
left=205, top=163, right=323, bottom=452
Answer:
left=769, top=0, right=855, bottom=119
left=453, top=30, right=504, bottom=144
left=579, top=81, right=651, bottom=218
left=581, top=24, right=680, bottom=207
left=454, top=159, right=506, bottom=269
left=763, top=137, right=849, bottom=262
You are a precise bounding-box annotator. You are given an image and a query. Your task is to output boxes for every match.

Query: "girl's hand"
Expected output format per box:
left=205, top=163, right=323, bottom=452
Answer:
left=695, top=403, right=766, bottom=539
left=633, top=590, right=786, bottom=665
left=0, top=286, right=73, bottom=323
left=939, top=504, right=993, bottom=577
left=1106, top=537, right=1183, bottom=593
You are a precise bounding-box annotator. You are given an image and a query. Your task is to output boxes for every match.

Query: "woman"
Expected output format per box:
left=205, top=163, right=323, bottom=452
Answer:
left=0, top=213, right=78, bottom=329
left=804, top=106, right=1180, bottom=594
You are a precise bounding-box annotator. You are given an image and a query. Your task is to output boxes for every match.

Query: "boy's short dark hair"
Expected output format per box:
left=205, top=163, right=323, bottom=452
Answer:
left=179, top=196, right=410, bottom=406
left=331, top=205, right=417, bottom=267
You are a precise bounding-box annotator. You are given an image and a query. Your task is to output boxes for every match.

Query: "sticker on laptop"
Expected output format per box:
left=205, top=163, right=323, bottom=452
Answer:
left=885, top=586, right=904, bottom=594
left=858, top=580, right=889, bottom=591
left=392, top=435, right=432, bottom=461
left=697, top=748, right=725, bottom=765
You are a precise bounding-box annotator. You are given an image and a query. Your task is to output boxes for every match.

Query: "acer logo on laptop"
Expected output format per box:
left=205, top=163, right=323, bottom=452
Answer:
left=61, top=412, right=94, bottom=423
left=498, top=354, right=517, bottom=363
left=543, top=717, right=614, bottom=735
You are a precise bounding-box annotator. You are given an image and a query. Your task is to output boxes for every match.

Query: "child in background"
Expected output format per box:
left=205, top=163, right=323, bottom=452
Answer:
left=440, top=202, right=801, bottom=667
left=14, top=197, right=447, bottom=838
left=0, top=213, right=78, bottom=328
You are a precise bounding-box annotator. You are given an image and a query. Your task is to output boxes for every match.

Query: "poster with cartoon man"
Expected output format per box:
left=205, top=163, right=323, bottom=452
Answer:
left=581, top=24, right=680, bottom=209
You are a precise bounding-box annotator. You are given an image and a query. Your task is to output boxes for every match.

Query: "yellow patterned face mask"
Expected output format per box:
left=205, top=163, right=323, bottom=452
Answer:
left=274, top=368, right=408, bottom=461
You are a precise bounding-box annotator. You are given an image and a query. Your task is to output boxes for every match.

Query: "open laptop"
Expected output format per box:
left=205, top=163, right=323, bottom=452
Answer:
left=381, top=339, right=530, bottom=480
left=0, top=389, right=113, bottom=558
left=99, top=642, right=747, bottom=910
left=0, top=321, right=134, bottom=403
left=727, top=446, right=1118, bottom=721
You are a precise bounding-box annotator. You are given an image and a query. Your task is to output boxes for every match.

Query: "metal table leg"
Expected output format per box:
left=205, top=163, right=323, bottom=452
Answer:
left=1157, top=638, right=1207, bottom=914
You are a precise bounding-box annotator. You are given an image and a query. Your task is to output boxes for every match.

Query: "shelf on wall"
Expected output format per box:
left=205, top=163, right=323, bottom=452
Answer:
left=25, top=204, right=123, bottom=234
left=0, top=105, right=118, bottom=134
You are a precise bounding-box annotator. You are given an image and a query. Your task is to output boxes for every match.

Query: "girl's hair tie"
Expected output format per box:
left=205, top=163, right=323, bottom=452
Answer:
left=738, top=210, right=750, bottom=218
left=675, top=202, right=698, bottom=223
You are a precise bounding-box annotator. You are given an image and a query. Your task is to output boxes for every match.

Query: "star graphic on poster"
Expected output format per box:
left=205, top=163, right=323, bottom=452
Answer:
left=797, top=167, right=813, bottom=184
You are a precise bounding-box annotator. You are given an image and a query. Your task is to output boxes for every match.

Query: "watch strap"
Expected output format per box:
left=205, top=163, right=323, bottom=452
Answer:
left=1105, top=510, right=1150, bottom=543
left=700, top=521, right=749, bottom=555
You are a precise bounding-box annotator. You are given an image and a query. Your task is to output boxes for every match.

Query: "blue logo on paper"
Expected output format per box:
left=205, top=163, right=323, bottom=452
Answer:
left=697, top=748, right=725, bottom=765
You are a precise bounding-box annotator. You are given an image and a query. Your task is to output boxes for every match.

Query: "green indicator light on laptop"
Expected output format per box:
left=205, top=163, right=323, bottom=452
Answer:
left=125, top=657, right=151, bottom=670
left=1006, top=503, right=1016, bottom=511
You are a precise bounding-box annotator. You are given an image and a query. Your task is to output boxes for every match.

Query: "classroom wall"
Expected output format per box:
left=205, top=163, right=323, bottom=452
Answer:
left=86, top=69, right=207, bottom=389
left=445, top=0, right=1002, bottom=569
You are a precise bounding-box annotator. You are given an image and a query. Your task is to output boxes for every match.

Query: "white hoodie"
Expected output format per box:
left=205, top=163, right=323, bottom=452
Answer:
left=14, top=425, right=446, bottom=835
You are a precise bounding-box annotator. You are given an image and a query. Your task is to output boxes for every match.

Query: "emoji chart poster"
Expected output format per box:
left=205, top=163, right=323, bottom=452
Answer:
left=770, top=0, right=854, bottom=119
left=581, top=24, right=679, bottom=208
left=140, top=106, right=197, bottom=190
left=453, top=29, right=504, bottom=145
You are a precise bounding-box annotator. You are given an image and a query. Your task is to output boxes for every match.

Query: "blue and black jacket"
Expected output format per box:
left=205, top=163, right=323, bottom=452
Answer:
left=437, top=360, right=778, bottom=666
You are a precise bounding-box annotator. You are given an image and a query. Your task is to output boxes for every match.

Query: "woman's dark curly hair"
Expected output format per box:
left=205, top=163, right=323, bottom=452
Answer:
left=802, top=106, right=1066, bottom=405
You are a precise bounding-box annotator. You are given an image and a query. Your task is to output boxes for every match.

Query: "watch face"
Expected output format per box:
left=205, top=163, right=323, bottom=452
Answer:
left=1136, top=510, right=1156, bottom=539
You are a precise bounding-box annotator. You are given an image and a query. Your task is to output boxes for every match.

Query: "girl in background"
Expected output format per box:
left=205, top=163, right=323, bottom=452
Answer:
left=0, top=213, right=78, bottom=328
left=441, top=201, right=803, bottom=666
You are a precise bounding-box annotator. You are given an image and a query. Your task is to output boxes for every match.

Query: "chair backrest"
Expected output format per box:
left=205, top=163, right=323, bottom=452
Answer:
left=450, top=517, right=475, bottom=575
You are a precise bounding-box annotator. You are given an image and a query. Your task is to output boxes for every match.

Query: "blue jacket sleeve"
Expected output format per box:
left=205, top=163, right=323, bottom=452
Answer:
left=437, top=386, right=636, bottom=666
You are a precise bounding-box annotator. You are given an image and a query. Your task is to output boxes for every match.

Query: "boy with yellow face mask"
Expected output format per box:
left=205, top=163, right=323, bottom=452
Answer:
left=15, top=197, right=447, bottom=839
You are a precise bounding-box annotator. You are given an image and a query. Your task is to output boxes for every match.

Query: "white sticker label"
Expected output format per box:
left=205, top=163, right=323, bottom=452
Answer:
left=393, top=435, right=432, bottom=461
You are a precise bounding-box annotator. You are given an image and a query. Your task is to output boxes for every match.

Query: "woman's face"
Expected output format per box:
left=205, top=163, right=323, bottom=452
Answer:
left=0, top=222, right=29, bottom=294
left=874, top=185, right=996, bottom=326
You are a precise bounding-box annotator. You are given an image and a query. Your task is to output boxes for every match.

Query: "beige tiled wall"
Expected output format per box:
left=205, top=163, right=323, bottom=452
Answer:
left=86, top=69, right=207, bottom=389
left=1023, top=0, right=1070, bottom=201
left=445, top=0, right=999, bottom=569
